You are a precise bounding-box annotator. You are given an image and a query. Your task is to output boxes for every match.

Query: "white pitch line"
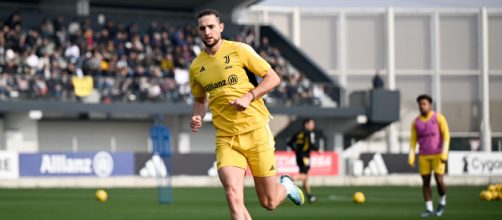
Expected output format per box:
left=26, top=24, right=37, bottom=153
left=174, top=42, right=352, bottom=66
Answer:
left=327, top=195, right=352, bottom=201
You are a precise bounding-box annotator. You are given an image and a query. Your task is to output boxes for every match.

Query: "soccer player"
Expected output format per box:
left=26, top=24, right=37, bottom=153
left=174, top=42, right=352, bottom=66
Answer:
left=287, top=118, right=319, bottom=203
left=189, top=9, right=304, bottom=220
left=408, top=94, right=450, bottom=217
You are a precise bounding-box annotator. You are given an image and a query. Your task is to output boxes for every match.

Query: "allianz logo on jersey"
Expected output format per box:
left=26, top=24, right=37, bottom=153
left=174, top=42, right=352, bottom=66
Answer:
left=203, top=74, right=238, bottom=91
left=39, top=151, right=114, bottom=177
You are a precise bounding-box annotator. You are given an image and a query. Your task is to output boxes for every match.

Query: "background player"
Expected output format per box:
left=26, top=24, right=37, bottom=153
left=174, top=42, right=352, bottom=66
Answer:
left=287, top=118, right=319, bottom=203
left=189, top=9, right=304, bottom=220
left=408, top=94, right=450, bottom=217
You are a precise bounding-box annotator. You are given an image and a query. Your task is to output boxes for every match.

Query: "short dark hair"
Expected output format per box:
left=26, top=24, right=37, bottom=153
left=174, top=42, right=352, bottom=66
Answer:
left=303, top=118, right=314, bottom=126
left=416, top=94, right=433, bottom=104
left=196, top=9, right=221, bottom=23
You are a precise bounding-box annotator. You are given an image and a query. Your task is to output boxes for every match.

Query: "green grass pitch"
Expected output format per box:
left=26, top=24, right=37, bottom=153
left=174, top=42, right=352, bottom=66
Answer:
left=0, top=186, right=501, bottom=220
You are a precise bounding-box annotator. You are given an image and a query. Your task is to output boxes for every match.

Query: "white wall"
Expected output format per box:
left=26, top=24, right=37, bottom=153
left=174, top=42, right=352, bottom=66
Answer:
left=440, top=15, right=478, bottom=70
left=346, top=15, right=386, bottom=70
left=489, top=15, right=502, bottom=69
left=244, top=7, right=502, bottom=136
left=395, top=16, right=430, bottom=69
left=38, top=120, right=151, bottom=152
left=4, top=113, right=39, bottom=152
left=489, top=75, right=502, bottom=131
left=300, top=15, right=338, bottom=69
left=268, top=12, right=292, bottom=38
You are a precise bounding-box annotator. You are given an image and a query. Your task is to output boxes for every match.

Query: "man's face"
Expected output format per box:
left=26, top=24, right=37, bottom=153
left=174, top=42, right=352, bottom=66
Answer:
left=418, top=99, right=432, bottom=115
left=305, top=120, right=315, bottom=131
left=197, top=15, right=224, bottom=48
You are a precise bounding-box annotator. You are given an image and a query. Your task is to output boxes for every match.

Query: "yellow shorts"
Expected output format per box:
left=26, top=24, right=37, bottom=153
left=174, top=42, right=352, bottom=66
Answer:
left=419, top=154, right=446, bottom=175
left=215, top=125, right=277, bottom=177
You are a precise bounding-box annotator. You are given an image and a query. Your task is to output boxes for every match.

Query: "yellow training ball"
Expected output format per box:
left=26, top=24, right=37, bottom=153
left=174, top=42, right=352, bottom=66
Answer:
left=481, top=190, right=494, bottom=201
left=496, top=184, right=502, bottom=191
left=491, top=191, right=500, bottom=200
left=488, top=184, right=497, bottom=192
left=353, top=192, right=366, bottom=204
left=96, top=189, right=108, bottom=202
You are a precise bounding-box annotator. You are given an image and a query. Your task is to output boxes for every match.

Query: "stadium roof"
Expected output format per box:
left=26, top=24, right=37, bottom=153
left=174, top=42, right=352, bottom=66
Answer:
left=90, top=0, right=258, bottom=11
left=0, top=0, right=260, bottom=12
left=257, top=0, right=502, bottom=8
left=91, top=0, right=222, bottom=11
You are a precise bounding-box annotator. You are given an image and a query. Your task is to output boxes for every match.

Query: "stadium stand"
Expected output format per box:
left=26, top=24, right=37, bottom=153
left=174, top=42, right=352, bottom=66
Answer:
left=0, top=11, right=326, bottom=106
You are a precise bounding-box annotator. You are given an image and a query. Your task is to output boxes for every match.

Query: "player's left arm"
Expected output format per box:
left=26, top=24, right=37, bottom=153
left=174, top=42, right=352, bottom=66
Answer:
left=438, top=113, right=451, bottom=162
left=229, top=43, right=280, bottom=111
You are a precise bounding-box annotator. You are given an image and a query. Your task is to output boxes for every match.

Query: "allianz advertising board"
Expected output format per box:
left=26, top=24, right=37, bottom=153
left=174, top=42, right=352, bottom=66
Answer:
left=19, top=151, right=134, bottom=177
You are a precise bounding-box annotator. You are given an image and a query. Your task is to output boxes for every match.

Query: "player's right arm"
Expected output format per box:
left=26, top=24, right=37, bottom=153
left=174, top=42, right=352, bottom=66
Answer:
left=190, top=65, right=207, bottom=133
left=408, top=121, right=418, bottom=168
left=191, top=95, right=207, bottom=132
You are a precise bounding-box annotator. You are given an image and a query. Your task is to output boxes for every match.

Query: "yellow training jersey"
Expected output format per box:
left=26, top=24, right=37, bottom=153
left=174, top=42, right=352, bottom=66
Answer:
left=189, top=40, right=272, bottom=137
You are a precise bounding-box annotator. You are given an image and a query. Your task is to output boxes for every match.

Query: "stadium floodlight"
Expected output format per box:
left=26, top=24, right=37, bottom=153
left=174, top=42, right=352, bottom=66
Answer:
left=28, top=110, right=43, bottom=120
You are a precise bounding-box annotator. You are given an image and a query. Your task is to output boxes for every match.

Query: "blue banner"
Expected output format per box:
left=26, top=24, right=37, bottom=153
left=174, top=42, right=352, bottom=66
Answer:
left=19, top=151, right=134, bottom=177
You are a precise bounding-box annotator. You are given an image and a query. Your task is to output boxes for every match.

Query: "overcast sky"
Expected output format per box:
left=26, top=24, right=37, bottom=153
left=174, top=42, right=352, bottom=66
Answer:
left=257, top=0, right=502, bottom=8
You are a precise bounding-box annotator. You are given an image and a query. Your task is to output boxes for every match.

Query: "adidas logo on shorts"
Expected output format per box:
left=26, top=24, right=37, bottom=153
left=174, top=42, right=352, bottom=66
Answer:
left=269, top=165, right=275, bottom=171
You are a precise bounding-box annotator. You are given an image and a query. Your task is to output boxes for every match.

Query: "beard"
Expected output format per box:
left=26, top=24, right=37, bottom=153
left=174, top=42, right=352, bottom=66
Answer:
left=203, top=37, right=221, bottom=48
